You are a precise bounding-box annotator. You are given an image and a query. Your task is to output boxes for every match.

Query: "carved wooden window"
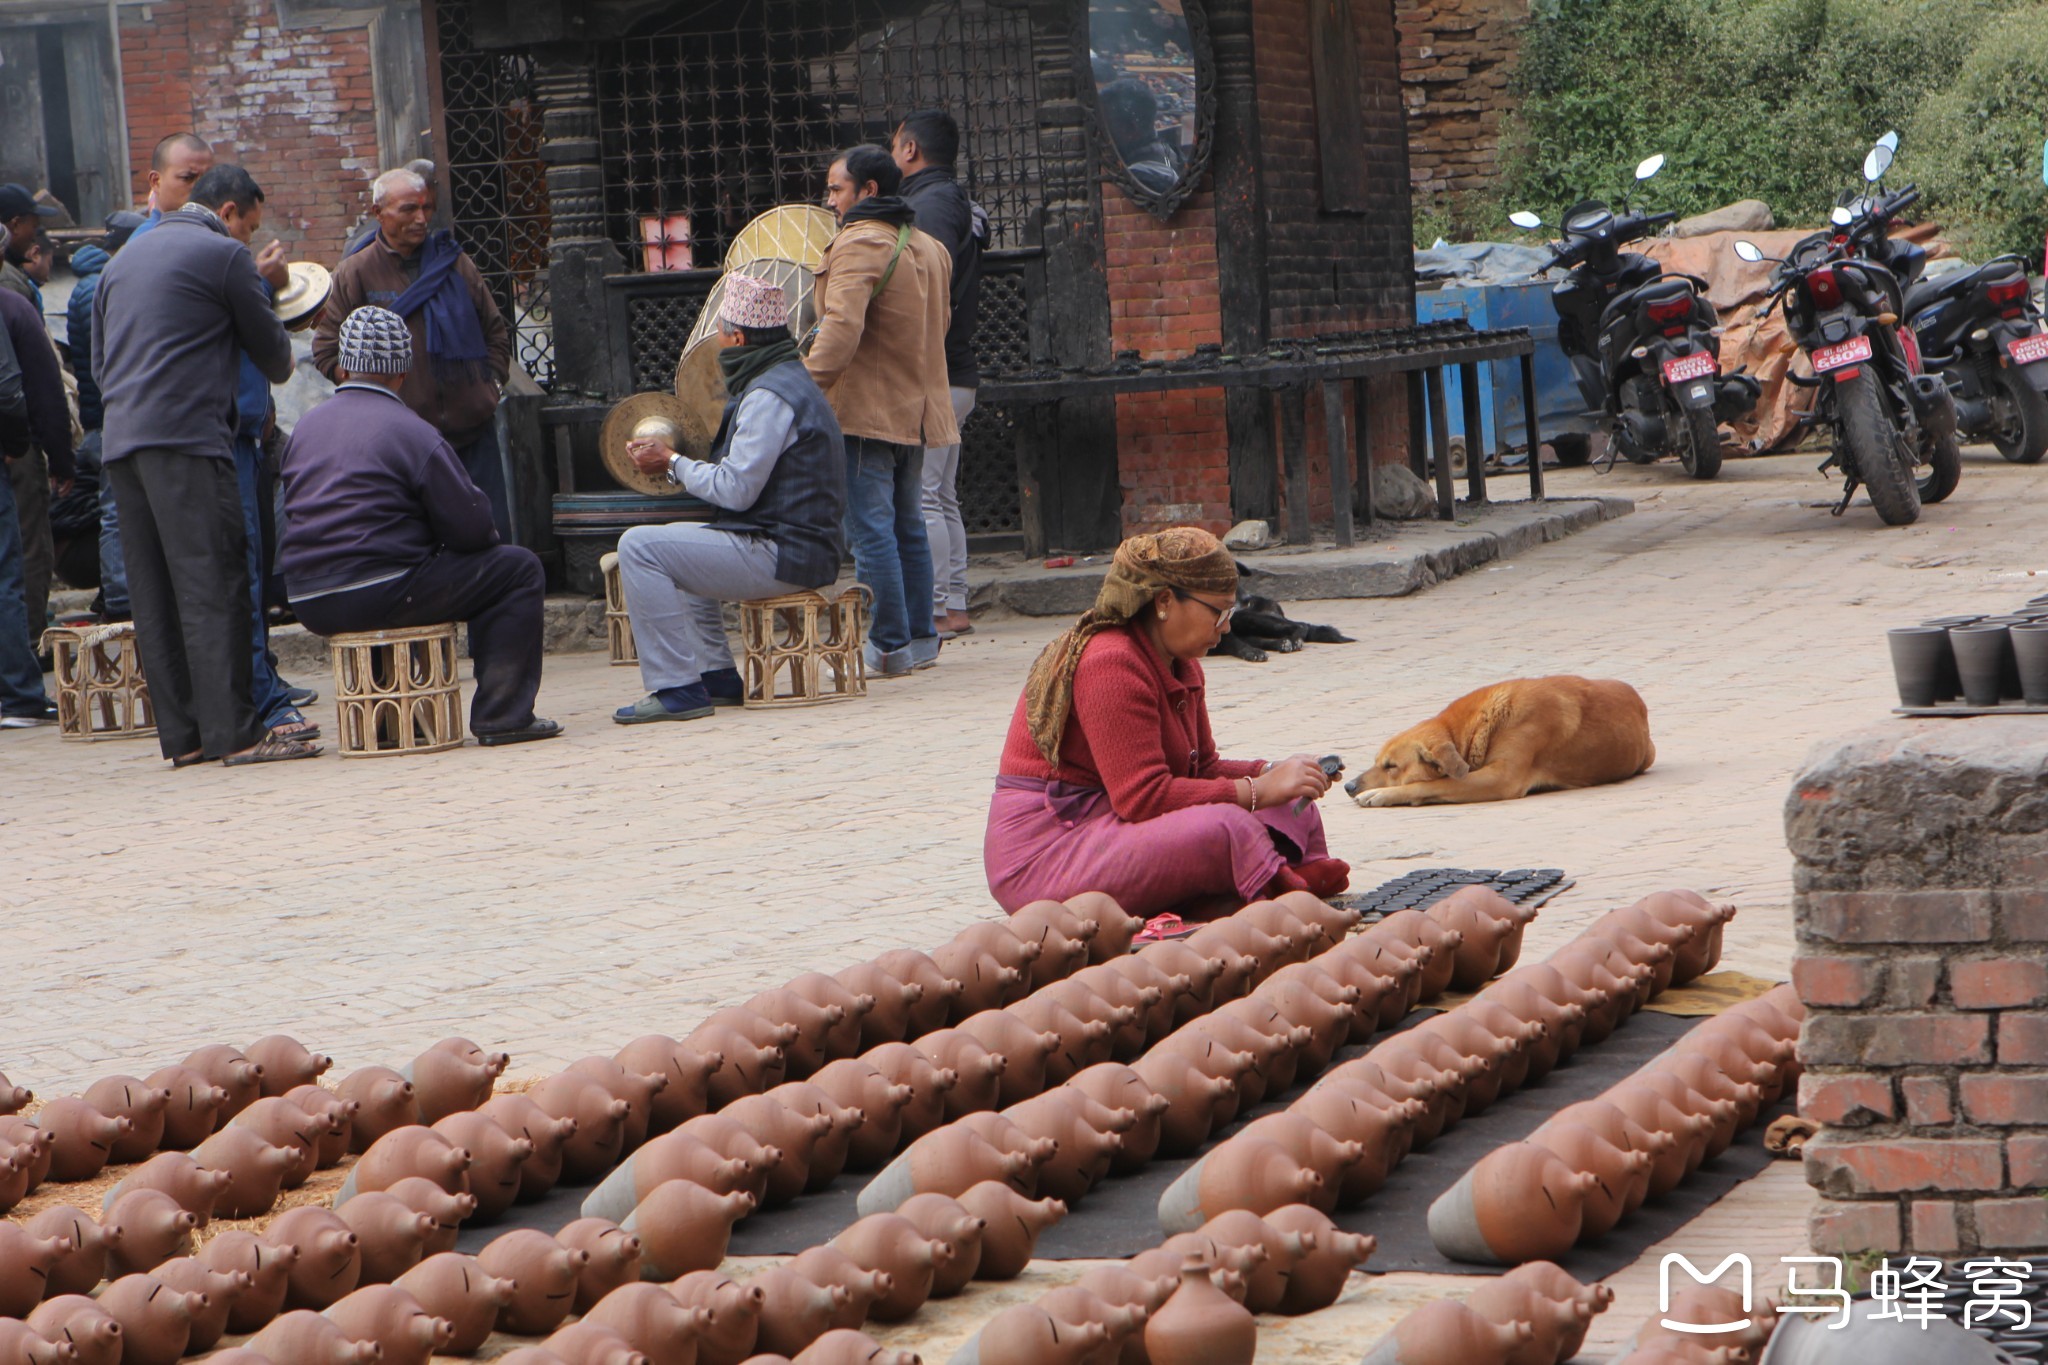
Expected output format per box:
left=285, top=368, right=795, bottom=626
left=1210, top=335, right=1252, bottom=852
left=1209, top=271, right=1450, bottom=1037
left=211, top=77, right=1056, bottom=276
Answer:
left=1306, top=0, right=1369, bottom=214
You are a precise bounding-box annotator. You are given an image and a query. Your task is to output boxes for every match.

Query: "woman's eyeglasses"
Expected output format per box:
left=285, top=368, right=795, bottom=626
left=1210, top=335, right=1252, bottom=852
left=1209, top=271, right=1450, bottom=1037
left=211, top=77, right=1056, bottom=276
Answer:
left=1171, top=587, right=1236, bottom=626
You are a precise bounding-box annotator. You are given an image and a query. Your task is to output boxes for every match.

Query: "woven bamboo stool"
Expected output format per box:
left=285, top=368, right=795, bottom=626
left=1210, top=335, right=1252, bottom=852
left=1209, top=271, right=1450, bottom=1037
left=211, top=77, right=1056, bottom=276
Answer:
left=600, top=550, right=637, bottom=666
left=329, top=622, right=464, bottom=757
left=44, top=622, right=154, bottom=741
left=738, top=585, right=871, bottom=709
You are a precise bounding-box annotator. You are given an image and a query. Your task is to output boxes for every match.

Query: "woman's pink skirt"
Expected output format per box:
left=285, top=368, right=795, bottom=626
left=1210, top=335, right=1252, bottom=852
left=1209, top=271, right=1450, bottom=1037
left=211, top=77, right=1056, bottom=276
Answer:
left=983, top=776, right=1330, bottom=917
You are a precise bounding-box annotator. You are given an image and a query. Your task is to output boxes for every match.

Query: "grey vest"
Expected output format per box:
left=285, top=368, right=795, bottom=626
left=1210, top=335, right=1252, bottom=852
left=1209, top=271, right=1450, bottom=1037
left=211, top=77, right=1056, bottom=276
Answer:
left=709, top=359, right=848, bottom=588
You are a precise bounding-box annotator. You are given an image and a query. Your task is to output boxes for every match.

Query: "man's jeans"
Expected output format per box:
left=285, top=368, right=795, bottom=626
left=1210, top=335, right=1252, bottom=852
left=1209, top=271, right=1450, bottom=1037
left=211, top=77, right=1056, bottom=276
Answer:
left=234, top=437, right=290, bottom=723
left=921, top=387, right=979, bottom=615
left=0, top=459, right=49, bottom=714
left=90, top=431, right=129, bottom=616
left=617, top=523, right=804, bottom=692
left=843, top=436, right=936, bottom=664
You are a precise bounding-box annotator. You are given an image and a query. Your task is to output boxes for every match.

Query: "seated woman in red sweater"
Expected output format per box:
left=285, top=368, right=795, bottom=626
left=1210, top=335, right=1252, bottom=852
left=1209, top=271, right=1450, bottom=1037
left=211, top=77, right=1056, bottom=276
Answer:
left=985, top=527, right=1350, bottom=918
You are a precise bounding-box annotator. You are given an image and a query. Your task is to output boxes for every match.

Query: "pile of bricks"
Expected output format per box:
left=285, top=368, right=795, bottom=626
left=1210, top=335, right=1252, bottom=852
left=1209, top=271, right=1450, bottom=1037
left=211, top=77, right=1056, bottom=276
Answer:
left=1394, top=0, right=1527, bottom=214
left=1788, top=720, right=2048, bottom=1257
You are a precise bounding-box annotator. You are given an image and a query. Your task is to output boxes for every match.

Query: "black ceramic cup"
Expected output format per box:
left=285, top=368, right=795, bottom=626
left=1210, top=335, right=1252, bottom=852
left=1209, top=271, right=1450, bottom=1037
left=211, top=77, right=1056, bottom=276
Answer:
left=1950, top=624, right=2013, bottom=708
left=1888, top=627, right=1948, bottom=708
left=2013, top=623, right=2048, bottom=706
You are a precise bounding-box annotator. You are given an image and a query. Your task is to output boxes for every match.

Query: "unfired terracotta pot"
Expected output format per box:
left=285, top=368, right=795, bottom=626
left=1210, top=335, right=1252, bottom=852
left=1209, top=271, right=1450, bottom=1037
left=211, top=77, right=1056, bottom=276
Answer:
left=393, top=1251, right=516, bottom=1355
left=478, top=1093, right=579, bottom=1203
left=1157, top=1133, right=1326, bottom=1232
left=335, top=1065, right=421, bottom=1155
left=1195, top=1209, right=1313, bottom=1314
left=385, top=1176, right=477, bottom=1256
left=581, top=1280, right=709, bottom=1365
left=1128, top=941, right=1227, bottom=1024
left=95, top=1273, right=205, bottom=1365
left=869, top=948, right=965, bottom=1035
left=1144, top=1258, right=1256, bottom=1365
left=101, top=1188, right=195, bottom=1277
left=23, top=1206, right=106, bottom=1300
left=1064, top=891, right=1145, bottom=961
left=791, top=1328, right=920, bottom=1365
left=335, top=1189, right=438, bottom=1286
left=34, top=1097, right=128, bottom=1183
left=528, top=1074, right=634, bottom=1183
left=1260, top=1204, right=1378, bottom=1315
left=621, top=1180, right=754, bottom=1279
left=246, top=1035, right=334, bottom=1096
left=1058, top=968, right=1157, bottom=1058
left=723, top=1092, right=835, bottom=1205
left=1527, top=1122, right=1650, bottom=1237
left=811, top=1059, right=915, bottom=1171
left=1358, top=1298, right=1532, bottom=1365
left=0, top=1221, right=68, bottom=1315
left=555, top=1217, right=644, bottom=1313
left=477, top=1228, right=589, bottom=1336
left=1374, top=912, right=1465, bottom=1000
left=785, top=971, right=880, bottom=1061
left=80, top=1075, right=170, bottom=1165
left=1286, top=1088, right=1407, bottom=1204
left=227, top=1096, right=326, bottom=1190
left=687, top=1020, right=789, bottom=1111
left=101, top=1151, right=229, bottom=1228
left=614, top=1035, right=725, bottom=1134
left=964, top=1301, right=1110, bottom=1365
left=956, top=1012, right=1061, bottom=1109
left=788, top=1244, right=893, bottom=1331
left=181, top=1126, right=291, bottom=1219
left=1465, top=1260, right=1610, bottom=1365
left=748, top=1265, right=853, bottom=1358
left=180, top=1045, right=264, bottom=1127
left=836, top=963, right=927, bottom=1052
left=566, top=1056, right=671, bottom=1152
left=896, top=1192, right=985, bottom=1294
left=23, top=1295, right=126, bottom=1365
left=430, top=1110, right=533, bottom=1220
left=246, top=1308, right=381, bottom=1365
left=859, top=1042, right=960, bottom=1141
left=338, top=1124, right=473, bottom=1207
left=828, top=1212, right=953, bottom=1321
left=1065, top=1063, right=1170, bottom=1173
left=323, top=1284, right=455, bottom=1365
left=0, top=1320, right=77, bottom=1365
left=955, top=1181, right=1065, bottom=1279
left=911, top=1030, right=1007, bottom=1122
left=266, top=1205, right=363, bottom=1310
left=931, top=936, right=1031, bottom=1018
left=1007, top=994, right=1116, bottom=1083
left=745, top=987, right=849, bottom=1077
left=670, top=1270, right=767, bottom=1365
left=197, top=1229, right=298, bottom=1334
left=1130, top=1050, right=1239, bottom=1156
left=414, top=1038, right=511, bottom=1116
left=542, top=1320, right=650, bottom=1365
left=1427, top=1142, right=1598, bottom=1266
left=582, top=1129, right=758, bottom=1225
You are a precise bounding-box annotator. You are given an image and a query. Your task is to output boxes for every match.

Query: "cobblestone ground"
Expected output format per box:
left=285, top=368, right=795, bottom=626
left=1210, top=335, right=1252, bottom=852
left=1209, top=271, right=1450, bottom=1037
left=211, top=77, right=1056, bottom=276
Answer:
left=9, top=446, right=2041, bottom=1349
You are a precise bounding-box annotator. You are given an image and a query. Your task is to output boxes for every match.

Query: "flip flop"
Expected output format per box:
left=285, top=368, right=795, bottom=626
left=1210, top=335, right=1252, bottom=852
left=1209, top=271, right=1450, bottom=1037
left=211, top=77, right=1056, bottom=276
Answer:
left=222, top=736, right=322, bottom=766
left=266, top=706, right=322, bottom=742
left=1133, top=913, right=1198, bottom=945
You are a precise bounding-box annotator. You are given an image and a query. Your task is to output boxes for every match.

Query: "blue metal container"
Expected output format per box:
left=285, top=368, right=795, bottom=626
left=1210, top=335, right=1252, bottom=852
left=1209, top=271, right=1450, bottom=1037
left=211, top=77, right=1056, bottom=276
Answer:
left=1414, top=280, right=1593, bottom=456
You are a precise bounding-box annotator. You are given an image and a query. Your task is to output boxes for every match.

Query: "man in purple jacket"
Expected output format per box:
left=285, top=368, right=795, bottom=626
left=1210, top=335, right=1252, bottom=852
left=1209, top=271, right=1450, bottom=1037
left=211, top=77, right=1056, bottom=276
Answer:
left=279, top=307, right=558, bottom=747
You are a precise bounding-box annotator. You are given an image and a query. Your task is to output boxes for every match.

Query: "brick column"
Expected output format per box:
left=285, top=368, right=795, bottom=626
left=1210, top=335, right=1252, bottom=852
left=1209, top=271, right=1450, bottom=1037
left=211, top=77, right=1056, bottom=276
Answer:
left=1788, top=721, right=2048, bottom=1256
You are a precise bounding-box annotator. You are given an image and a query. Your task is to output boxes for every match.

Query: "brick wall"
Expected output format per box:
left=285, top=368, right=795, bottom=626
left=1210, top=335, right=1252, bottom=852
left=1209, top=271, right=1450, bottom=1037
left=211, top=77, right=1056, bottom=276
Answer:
left=1394, top=0, right=1527, bottom=216
left=1788, top=721, right=2048, bottom=1257
left=119, top=0, right=382, bottom=262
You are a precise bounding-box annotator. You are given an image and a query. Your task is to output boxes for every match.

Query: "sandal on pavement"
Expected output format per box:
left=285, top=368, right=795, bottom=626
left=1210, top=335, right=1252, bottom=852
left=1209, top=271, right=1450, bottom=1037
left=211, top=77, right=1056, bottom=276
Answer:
left=266, top=706, right=322, bottom=742
left=171, top=750, right=213, bottom=769
left=476, top=717, right=565, bottom=746
left=222, top=736, right=322, bottom=766
left=283, top=685, right=319, bottom=707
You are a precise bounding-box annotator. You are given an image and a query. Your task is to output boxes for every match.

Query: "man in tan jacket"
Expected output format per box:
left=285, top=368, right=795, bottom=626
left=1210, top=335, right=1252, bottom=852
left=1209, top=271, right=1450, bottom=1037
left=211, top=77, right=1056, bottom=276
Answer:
left=807, top=145, right=957, bottom=677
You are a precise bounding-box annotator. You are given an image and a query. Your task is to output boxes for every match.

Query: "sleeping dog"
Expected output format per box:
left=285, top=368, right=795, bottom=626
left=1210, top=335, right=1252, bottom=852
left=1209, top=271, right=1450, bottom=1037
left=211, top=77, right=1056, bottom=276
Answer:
left=1209, top=566, right=1356, bottom=663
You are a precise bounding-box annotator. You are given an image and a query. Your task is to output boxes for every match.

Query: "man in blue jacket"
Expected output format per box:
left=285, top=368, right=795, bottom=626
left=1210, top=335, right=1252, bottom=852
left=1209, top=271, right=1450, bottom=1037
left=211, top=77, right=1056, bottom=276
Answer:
left=68, top=210, right=147, bottom=621
left=279, top=307, right=558, bottom=748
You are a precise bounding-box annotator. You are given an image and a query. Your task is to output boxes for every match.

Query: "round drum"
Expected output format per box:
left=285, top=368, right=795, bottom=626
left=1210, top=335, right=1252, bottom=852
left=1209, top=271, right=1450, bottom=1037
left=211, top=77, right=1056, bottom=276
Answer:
left=681, top=257, right=821, bottom=356
left=725, top=204, right=837, bottom=273
left=673, top=258, right=822, bottom=443
left=600, top=391, right=712, bottom=497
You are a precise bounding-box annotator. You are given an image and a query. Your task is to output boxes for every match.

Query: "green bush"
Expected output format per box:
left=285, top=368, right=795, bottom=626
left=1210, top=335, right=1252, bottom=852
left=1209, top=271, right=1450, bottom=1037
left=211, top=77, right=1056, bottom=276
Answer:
left=1492, top=0, right=2046, bottom=258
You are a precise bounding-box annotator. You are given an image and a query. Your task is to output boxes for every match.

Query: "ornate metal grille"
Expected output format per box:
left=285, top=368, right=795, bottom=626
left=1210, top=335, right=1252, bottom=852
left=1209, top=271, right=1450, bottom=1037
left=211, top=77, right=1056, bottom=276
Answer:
left=433, top=0, right=555, bottom=386
left=627, top=290, right=712, bottom=393
left=959, top=264, right=1031, bottom=535
left=595, top=0, right=1049, bottom=271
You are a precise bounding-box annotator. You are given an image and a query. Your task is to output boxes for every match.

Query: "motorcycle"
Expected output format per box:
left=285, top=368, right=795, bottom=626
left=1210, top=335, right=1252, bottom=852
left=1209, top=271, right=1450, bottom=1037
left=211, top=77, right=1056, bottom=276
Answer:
left=1733, top=136, right=1960, bottom=526
left=1509, top=154, right=1761, bottom=478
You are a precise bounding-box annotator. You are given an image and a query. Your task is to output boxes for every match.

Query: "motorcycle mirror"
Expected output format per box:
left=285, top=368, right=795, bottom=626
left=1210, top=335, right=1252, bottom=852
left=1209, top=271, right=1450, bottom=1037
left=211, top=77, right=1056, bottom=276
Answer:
left=1508, top=210, right=1544, bottom=230
left=1863, top=142, right=1894, bottom=183
left=2040, top=137, right=2048, bottom=188
left=1634, top=153, right=1667, bottom=182
left=1733, top=240, right=1765, bottom=264
left=1830, top=206, right=1855, bottom=227
left=1878, top=130, right=1900, bottom=153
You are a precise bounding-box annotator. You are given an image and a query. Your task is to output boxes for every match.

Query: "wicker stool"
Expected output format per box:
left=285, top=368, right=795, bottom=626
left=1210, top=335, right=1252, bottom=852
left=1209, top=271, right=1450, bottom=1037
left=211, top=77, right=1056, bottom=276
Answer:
left=329, top=623, right=464, bottom=757
left=44, top=622, right=154, bottom=741
left=600, top=551, right=637, bottom=666
left=738, top=585, right=871, bottom=709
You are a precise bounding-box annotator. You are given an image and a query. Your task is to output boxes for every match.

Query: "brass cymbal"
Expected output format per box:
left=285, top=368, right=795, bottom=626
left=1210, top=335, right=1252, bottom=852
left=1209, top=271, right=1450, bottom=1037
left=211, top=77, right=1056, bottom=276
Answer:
left=600, top=391, right=710, bottom=498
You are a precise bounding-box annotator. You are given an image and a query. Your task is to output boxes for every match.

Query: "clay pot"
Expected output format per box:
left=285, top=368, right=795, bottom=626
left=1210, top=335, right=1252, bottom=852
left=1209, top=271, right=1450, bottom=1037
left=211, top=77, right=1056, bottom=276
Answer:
left=870, top=949, right=965, bottom=1034
left=1065, top=1063, right=1170, bottom=1174
left=1545, top=1100, right=1674, bottom=1214
left=1007, top=918, right=1093, bottom=994
left=749, top=1266, right=853, bottom=1358
left=681, top=1022, right=785, bottom=1113
left=480, top=1092, right=581, bottom=1202
left=787, top=1244, right=893, bottom=1330
left=723, top=1093, right=834, bottom=1206
left=1130, top=1049, right=1240, bottom=1156
left=477, top=1229, right=589, bottom=1336
left=1286, top=1091, right=1412, bottom=1205
left=913, top=1028, right=1010, bottom=1120
left=1630, top=1073, right=1742, bottom=1164
left=0, top=1141, right=35, bottom=1212
left=544, top=1321, right=651, bottom=1365
left=766, top=1082, right=866, bottom=1191
left=100, top=1151, right=228, bottom=1229
left=615, top=1035, right=725, bottom=1134
left=833, top=964, right=925, bottom=1053
left=1236, top=898, right=1332, bottom=957
left=1427, top=1142, right=1600, bottom=1266
left=1466, top=1264, right=1606, bottom=1365
left=339, top=1124, right=473, bottom=1206
left=581, top=1280, right=708, bottom=1365
left=432, top=1110, right=535, bottom=1220
left=1195, top=1210, right=1315, bottom=1314
left=336, top=1065, right=421, bottom=1154
left=792, top=1329, right=919, bottom=1365
left=247, top=1308, right=382, bottom=1365
left=567, top=1056, right=672, bottom=1152
left=266, top=1205, right=363, bottom=1310
left=1013, top=991, right=1124, bottom=1080
left=0, top=1320, right=69, bottom=1365
left=1624, top=891, right=1729, bottom=985
left=948, top=919, right=1048, bottom=997
left=956, top=1111, right=1057, bottom=1184
left=1373, top=912, right=1466, bottom=1000
left=1162, top=1013, right=1288, bottom=1111
left=896, top=1192, right=984, bottom=1295
left=1476, top=980, right=1582, bottom=1080
left=98, top=1188, right=194, bottom=1276
left=1132, top=942, right=1229, bottom=1024
left=1060, top=969, right=1158, bottom=1058
left=829, top=1213, right=954, bottom=1320
left=239, top=1036, right=331, bottom=1097
left=680, top=1112, right=786, bottom=1187
left=496, top=1353, right=573, bottom=1365
left=0, top=1073, right=27, bottom=1114
left=965, top=1302, right=1112, bottom=1365
left=19, top=1208, right=100, bottom=1301
left=528, top=1073, right=633, bottom=1183
left=671, top=1270, right=766, bottom=1365
left=746, top=988, right=851, bottom=1078
left=1144, top=1258, right=1256, bottom=1365
left=24, top=1295, right=125, bottom=1365
left=33, top=1097, right=127, bottom=1183
left=230, top=1094, right=329, bottom=1189
left=1158, top=1133, right=1327, bottom=1232
left=860, top=1042, right=960, bottom=1141
left=385, top=1176, right=478, bottom=1255
left=956, top=1011, right=1062, bottom=1108
left=1249, top=976, right=1356, bottom=1074
left=1256, top=1205, right=1377, bottom=1314
left=78, top=1075, right=169, bottom=1165
left=811, top=1059, right=915, bottom=1171
left=1426, top=887, right=1530, bottom=988
left=1358, top=1299, right=1531, bottom=1365
left=583, top=1130, right=759, bottom=1224
left=181, top=1045, right=265, bottom=1127
left=1077, top=1263, right=1178, bottom=1319
left=291, top=1080, right=365, bottom=1169
left=0, top=1116, right=50, bottom=1191
left=622, top=1180, right=755, bottom=1279
left=393, top=1252, right=516, bottom=1354
left=1066, top=891, right=1145, bottom=961
left=555, top=1217, right=644, bottom=1313
left=0, top=1221, right=69, bottom=1316
left=1601, top=1089, right=1715, bottom=1197
left=198, top=1229, right=298, bottom=1334
left=1662, top=1052, right=1767, bottom=1131
left=1528, top=1122, right=1651, bottom=1238
left=790, top=972, right=881, bottom=1061
left=1001, top=1091, right=1127, bottom=1203
left=335, top=1190, right=438, bottom=1285
left=408, top=1037, right=509, bottom=1124
left=325, top=1284, right=454, bottom=1365
left=96, top=1273, right=206, bottom=1365
left=176, top=1126, right=287, bottom=1219
left=1187, top=920, right=1296, bottom=985
left=955, top=1180, right=1065, bottom=1279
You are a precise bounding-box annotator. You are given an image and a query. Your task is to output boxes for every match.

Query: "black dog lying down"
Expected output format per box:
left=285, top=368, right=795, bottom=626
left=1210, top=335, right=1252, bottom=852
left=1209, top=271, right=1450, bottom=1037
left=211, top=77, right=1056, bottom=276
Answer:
left=1209, top=565, right=1356, bottom=663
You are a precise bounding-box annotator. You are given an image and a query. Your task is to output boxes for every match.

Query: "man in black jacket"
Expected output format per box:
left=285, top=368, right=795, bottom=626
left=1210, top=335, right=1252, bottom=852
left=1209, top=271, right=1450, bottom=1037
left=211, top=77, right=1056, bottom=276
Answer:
left=0, top=287, right=72, bottom=726
left=95, top=164, right=311, bottom=766
left=893, top=109, right=986, bottom=639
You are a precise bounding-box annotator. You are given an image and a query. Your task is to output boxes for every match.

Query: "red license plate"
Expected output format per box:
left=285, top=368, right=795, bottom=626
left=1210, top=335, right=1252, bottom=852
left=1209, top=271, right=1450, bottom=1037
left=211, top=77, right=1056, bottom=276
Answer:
left=2009, top=334, right=2048, bottom=366
left=1812, top=335, right=1874, bottom=374
left=1662, top=352, right=1718, bottom=384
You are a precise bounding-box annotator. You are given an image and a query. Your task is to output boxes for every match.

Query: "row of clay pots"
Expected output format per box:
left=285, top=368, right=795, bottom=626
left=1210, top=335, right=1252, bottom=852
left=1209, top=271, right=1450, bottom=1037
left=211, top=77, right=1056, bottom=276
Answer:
left=1163, top=889, right=1735, bottom=1233
left=1601, top=1283, right=1779, bottom=1365
left=1359, top=1261, right=1615, bottom=1365
left=1428, top=982, right=1801, bottom=1267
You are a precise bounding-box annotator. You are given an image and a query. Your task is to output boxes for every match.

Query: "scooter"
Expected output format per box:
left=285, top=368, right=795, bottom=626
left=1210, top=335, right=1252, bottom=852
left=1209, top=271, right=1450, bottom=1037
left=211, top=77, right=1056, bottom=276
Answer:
left=1509, top=154, right=1760, bottom=478
left=1733, top=136, right=1960, bottom=526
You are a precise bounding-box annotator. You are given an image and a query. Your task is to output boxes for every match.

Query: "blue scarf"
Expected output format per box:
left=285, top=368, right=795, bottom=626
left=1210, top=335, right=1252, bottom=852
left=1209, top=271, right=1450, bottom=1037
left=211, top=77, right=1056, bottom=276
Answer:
left=347, top=228, right=489, bottom=380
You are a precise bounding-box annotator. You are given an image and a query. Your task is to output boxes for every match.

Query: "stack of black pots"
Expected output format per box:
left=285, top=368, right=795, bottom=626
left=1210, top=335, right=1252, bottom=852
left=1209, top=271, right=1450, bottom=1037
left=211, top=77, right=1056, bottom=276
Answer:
left=1890, top=596, right=2048, bottom=709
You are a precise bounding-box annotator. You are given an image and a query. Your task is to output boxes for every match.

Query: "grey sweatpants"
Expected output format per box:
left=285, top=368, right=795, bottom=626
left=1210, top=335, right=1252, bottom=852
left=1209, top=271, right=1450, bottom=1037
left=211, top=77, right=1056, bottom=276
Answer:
left=616, top=523, right=805, bottom=692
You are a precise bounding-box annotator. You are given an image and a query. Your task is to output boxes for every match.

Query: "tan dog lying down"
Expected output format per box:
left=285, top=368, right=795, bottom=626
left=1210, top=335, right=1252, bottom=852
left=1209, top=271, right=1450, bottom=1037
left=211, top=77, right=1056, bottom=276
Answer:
left=1346, top=675, right=1654, bottom=806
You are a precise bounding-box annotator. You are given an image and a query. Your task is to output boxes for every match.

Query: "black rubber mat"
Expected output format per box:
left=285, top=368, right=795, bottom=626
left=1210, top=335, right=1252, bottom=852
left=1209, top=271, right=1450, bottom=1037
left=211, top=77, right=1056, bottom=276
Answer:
left=1339, top=867, right=1576, bottom=925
